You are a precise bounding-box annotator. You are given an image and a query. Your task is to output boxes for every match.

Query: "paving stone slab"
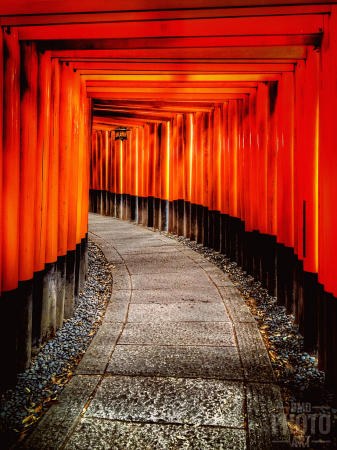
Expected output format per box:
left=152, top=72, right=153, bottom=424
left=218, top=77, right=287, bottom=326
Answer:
left=120, top=249, right=182, bottom=265
left=131, top=287, right=223, bottom=304
left=110, top=289, right=130, bottom=303
left=114, top=237, right=172, bottom=248
left=196, top=260, right=219, bottom=271
left=131, top=269, right=214, bottom=290
left=219, top=286, right=255, bottom=323
left=107, top=345, right=243, bottom=379
left=104, top=300, right=130, bottom=323
left=235, top=323, right=276, bottom=382
left=119, top=322, right=236, bottom=346
left=23, top=375, right=100, bottom=450
left=85, top=376, right=245, bottom=428
left=207, top=270, right=234, bottom=287
left=246, top=383, right=290, bottom=450
left=127, top=301, right=230, bottom=322
left=64, top=418, right=247, bottom=450
left=112, top=272, right=131, bottom=290
left=126, top=258, right=197, bottom=275
left=75, top=323, right=123, bottom=374
left=118, top=245, right=178, bottom=255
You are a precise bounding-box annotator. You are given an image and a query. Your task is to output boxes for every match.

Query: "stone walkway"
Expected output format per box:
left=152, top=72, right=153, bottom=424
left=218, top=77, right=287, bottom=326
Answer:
left=24, top=214, right=289, bottom=449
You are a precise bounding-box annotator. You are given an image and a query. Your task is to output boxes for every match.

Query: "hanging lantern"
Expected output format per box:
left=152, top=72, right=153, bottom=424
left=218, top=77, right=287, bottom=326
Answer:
left=113, top=127, right=130, bottom=141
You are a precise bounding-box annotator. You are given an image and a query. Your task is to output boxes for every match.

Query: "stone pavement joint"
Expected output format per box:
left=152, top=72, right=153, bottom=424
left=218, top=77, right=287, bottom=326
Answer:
left=24, top=214, right=290, bottom=449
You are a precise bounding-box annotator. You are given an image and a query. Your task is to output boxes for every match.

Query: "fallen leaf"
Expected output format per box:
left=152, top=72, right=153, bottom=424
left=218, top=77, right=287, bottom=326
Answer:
left=22, top=415, right=33, bottom=424
left=46, top=400, right=59, bottom=406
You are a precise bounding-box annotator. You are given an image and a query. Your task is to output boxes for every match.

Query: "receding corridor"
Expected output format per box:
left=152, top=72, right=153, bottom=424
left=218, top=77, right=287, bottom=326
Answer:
left=24, top=214, right=288, bottom=449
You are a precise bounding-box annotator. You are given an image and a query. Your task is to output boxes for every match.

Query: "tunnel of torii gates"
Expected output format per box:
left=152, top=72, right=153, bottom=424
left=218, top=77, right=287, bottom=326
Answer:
left=1, top=0, right=337, bottom=396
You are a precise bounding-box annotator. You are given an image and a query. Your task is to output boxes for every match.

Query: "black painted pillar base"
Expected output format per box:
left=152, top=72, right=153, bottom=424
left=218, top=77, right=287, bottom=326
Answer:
left=79, top=237, right=86, bottom=292
left=240, top=220, right=246, bottom=270
left=190, top=203, right=197, bottom=241
left=110, top=192, right=116, bottom=217
left=172, top=200, right=178, bottom=234
left=64, top=249, right=76, bottom=319
left=122, top=193, right=127, bottom=221
left=323, top=292, right=335, bottom=388
left=244, top=230, right=254, bottom=276
left=168, top=200, right=174, bottom=233
left=74, top=243, right=81, bottom=307
left=235, top=217, right=242, bottom=267
left=97, top=190, right=102, bottom=215
left=125, top=193, right=131, bottom=221
left=154, top=197, right=160, bottom=230
left=276, top=243, right=286, bottom=306
left=184, top=201, right=191, bottom=239
left=32, top=269, right=44, bottom=355
left=105, top=191, right=111, bottom=216
left=267, top=235, right=277, bottom=297
left=0, top=289, right=20, bottom=391
left=148, top=196, right=154, bottom=227
left=160, top=199, right=169, bottom=232
left=41, top=262, right=57, bottom=343
left=89, top=189, right=95, bottom=212
left=252, top=230, right=261, bottom=281
left=197, top=204, right=204, bottom=244
left=213, top=210, right=221, bottom=251
left=229, top=217, right=239, bottom=264
left=16, top=279, right=34, bottom=373
left=259, top=233, right=269, bottom=287
left=202, top=206, right=208, bottom=246
left=177, top=199, right=184, bottom=237
left=208, top=210, right=214, bottom=249
left=130, top=195, right=136, bottom=222
left=142, top=197, right=148, bottom=226
left=220, top=214, right=228, bottom=255
left=137, top=196, right=143, bottom=224
left=56, top=254, right=66, bottom=329
left=116, top=193, right=122, bottom=219
left=284, top=246, right=295, bottom=313
left=301, top=271, right=319, bottom=353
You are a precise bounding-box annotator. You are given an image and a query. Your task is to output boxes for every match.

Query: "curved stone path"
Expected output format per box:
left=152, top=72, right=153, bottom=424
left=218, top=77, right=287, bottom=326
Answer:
left=24, top=213, right=289, bottom=449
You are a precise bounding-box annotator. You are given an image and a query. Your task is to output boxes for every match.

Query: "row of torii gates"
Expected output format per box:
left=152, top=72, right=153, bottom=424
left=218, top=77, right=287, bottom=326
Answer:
left=1, top=0, right=337, bottom=399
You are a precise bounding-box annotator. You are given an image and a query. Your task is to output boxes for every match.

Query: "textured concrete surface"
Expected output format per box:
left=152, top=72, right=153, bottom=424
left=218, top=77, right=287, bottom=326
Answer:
left=127, top=301, right=230, bottom=322
left=64, top=418, right=247, bottom=450
left=118, top=322, right=236, bottom=346
left=25, top=214, right=288, bottom=449
left=86, top=375, right=245, bottom=427
left=107, top=345, right=243, bottom=379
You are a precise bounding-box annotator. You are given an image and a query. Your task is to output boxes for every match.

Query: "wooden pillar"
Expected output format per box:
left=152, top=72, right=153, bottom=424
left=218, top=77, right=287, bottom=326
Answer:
left=242, top=95, right=251, bottom=270
left=220, top=102, right=229, bottom=255
left=160, top=121, right=169, bottom=232
left=266, top=82, right=278, bottom=296
left=130, top=127, right=137, bottom=221
left=256, top=82, right=269, bottom=285
left=142, top=124, right=149, bottom=226
left=2, top=27, right=20, bottom=293
left=58, top=62, right=73, bottom=320
left=190, top=113, right=197, bottom=241
left=201, top=112, right=209, bottom=246
left=110, top=132, right=116, bottom=217
left=184, top=115, right=193, bottom=238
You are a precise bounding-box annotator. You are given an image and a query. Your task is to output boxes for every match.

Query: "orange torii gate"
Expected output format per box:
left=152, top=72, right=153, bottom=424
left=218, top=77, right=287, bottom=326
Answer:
left=1, top=0, right=337, bottom=398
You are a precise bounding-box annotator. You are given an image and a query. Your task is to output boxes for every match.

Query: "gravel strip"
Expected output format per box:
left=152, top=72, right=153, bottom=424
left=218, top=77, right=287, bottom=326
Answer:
left=0, top=241, right=112, bottom=449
